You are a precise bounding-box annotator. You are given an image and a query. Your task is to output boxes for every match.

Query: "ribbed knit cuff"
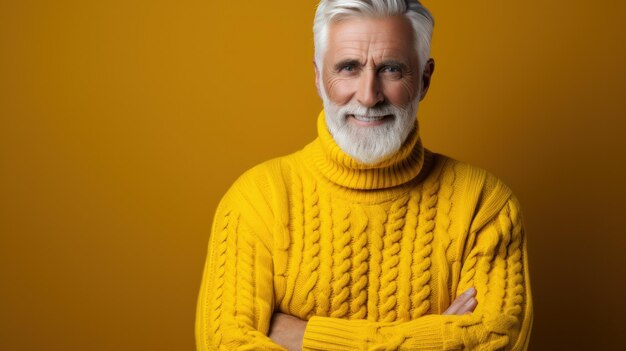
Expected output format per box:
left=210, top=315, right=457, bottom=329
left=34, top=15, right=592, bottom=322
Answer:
left=303, top=317, right=376, bottom=350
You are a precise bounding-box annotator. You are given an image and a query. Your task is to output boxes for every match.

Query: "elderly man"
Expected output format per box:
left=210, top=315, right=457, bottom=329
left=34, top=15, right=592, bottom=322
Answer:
left=196, top=0, right=532, bottom=350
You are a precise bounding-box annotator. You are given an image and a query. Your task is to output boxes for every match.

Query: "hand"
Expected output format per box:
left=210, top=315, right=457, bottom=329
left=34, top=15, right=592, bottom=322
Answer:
left=268, top=312, right=307, bottom=351
left=443, top=287, right=478, bottom=315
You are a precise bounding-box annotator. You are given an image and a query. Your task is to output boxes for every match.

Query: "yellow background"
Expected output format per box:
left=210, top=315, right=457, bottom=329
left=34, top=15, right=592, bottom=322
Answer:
left=1, top=1, right=625, bottom=349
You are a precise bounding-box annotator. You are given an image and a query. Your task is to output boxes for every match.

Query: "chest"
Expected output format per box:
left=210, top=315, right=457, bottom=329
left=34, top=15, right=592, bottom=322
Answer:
left=273, top=189, right=466, bottom=322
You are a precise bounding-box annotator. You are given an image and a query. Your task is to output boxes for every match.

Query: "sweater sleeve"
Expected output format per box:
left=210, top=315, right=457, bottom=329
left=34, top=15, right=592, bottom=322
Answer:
left=302, top=195, right=533, bottom=350
left=195, top=176, right=286, bottom=350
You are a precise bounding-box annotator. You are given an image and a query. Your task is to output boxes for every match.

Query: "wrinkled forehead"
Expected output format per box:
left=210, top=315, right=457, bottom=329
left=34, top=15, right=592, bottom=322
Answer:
left=324, top=16, right=417, bottom=64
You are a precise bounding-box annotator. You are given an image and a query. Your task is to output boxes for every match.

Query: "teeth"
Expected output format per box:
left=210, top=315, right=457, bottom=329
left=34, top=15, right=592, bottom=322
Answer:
left=353, top=115, right=386, bottom=121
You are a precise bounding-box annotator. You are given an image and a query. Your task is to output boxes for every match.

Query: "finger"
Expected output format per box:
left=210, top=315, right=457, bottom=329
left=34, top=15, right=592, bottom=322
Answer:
left=454, top=289, right=478, bottom=315
left=456, top=297, right=478, bottom=315
left=443, top=287, right=475, bottom=315
left=443, top=295, right=468, bottom=315
left=443, top=292, right=469, bottom=315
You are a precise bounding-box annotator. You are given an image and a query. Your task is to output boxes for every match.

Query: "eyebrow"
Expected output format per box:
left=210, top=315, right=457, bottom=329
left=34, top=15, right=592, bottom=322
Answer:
left=332, top=59, right=410, bottom=72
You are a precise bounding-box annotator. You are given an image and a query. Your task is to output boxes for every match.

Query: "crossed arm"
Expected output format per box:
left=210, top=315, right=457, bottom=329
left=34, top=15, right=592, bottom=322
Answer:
left=269, top=287, right=479, bottom=350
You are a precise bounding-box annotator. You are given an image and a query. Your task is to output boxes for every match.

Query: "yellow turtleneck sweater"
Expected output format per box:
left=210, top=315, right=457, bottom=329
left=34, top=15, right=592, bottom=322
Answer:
left=195, top=111, right=533, bottom=350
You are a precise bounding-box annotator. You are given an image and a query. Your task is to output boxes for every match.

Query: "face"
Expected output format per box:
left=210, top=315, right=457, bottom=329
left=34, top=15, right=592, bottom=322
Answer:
left=315, top=15, right=434, bottom=164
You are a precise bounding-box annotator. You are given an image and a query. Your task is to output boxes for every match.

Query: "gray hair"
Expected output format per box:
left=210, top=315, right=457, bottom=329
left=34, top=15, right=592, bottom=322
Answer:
left=313, top=0, right=434, bottom=73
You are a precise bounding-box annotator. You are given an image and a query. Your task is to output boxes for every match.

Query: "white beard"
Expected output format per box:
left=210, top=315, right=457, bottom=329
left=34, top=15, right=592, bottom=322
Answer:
left=320, top=85, right=421, bottom=165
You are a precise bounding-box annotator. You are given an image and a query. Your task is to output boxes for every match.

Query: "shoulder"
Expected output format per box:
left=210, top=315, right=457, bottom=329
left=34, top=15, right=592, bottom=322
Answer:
left=432, top=152, right=512, bottom=193
left=218, top=150, right=302, bottom=216
left=431, top=151, right=522, bottom=233
left=207, top=156, right=289, bottom=250
left=228, top=150, right=302, bottom=197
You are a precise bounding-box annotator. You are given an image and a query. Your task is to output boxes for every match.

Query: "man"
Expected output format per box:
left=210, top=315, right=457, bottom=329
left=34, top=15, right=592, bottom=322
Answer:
left=196, top=1, right=533, bottom=350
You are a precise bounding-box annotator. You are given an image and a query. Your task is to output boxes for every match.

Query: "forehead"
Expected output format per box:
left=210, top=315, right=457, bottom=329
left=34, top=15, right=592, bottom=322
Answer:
left=325, top=15, right=417, bottom=63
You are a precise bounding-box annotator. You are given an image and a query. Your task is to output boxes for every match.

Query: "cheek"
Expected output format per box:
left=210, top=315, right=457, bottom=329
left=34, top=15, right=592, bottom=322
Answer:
left=382, top=80, right=419, bottom=106
left=324, top=77, right=356, bottom=105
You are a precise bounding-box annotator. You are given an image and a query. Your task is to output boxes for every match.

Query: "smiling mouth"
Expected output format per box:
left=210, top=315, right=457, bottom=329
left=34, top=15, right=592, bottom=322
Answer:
left=347, top=114, right=393, bottom=126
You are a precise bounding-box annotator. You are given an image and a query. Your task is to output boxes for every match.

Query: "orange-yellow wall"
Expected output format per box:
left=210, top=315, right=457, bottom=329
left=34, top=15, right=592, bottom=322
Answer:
left=1, top=1, right=625, bottom=349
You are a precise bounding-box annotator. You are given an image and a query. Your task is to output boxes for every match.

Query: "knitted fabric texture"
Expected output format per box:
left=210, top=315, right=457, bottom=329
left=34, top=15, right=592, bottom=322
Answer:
left=195, top=111, right=533, bottom=350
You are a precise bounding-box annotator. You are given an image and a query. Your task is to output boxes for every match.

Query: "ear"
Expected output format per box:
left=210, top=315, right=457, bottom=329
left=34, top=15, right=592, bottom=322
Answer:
left=419, top=58, right=435, bottom=101
left=313, top=59, right=322, bottom=99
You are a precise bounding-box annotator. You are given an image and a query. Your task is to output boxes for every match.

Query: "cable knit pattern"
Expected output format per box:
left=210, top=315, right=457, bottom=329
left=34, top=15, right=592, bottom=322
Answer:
left=196, top=110, right=532, bottom=350
left=222, top=211, right=239, bottom=338
left=379, top=194, right=409, bottom=322
left=300, top=182, right=321, bottom=319
left=452, top=199, right=529, bottom=350
left=349, top=207, right=369, bottom=319
left=434, top=161, right=456, bottom=312
left=504, top=203, right=525, bottom=320
left=411, top=176, right=439, bottom=319
left=367, top=206, right=387, bottom=322
left=316, top=191, right=334, bottom=317
left=397, top=188, right=420, bottom=321
left=284, top=175, right=305, bottom=311
left=370, top=325, right=408, bottom=351
left=235, top=221, right=255, bottom=330
left=206, top=210, right=230, bottom=345
left=330, top=205, right=352, bottom=318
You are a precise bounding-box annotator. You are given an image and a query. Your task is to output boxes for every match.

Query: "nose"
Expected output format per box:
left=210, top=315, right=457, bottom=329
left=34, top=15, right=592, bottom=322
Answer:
left=355, top=69, right=384, bottom=107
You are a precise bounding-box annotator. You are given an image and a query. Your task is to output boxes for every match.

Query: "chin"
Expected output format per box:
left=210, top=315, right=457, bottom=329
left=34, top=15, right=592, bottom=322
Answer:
left=321, top=91, right=421, bottom=165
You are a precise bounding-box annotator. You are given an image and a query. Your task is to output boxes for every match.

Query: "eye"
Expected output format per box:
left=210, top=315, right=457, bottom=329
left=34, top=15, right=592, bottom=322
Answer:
left=382, top=65, right=401, bottom=74
left=380, top=65, right=403, bottom=79
left=340, top=64, right=355, bottom=72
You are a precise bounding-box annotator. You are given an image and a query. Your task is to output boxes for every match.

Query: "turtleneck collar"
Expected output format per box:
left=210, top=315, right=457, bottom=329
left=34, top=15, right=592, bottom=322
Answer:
left=304, top=110, right=430, bottom=190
